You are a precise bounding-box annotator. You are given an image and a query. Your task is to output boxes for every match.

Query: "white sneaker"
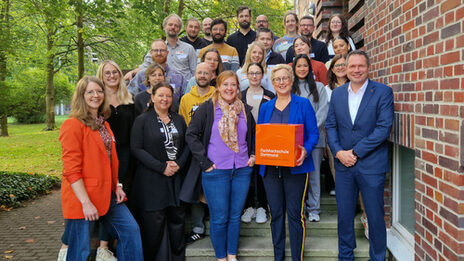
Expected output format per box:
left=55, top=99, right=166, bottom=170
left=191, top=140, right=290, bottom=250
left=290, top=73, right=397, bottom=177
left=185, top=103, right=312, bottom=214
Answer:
left=241, top=207, right=256, bottom=223
left=308, top=212, right=320, bottom=222
left=96, top=247, right=117, bottom=261
left=57, top=248, right=67, bottom=261
left=255, top=207, right=268, bottom=223
left=329, top=190, right=336, bottom=196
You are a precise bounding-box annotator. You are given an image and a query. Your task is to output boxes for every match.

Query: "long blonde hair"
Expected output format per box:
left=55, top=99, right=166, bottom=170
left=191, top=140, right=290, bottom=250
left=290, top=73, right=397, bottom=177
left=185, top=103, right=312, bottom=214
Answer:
left=96, top=60, right=133, bottom=105
left=70, top=76, right=111, bottom=130
left=241, top=42, right=267, bottom=75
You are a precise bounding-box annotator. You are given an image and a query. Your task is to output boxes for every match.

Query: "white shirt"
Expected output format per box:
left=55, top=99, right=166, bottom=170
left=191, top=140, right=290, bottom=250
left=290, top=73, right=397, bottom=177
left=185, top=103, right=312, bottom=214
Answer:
left=348, top=79, right=368, bottom=124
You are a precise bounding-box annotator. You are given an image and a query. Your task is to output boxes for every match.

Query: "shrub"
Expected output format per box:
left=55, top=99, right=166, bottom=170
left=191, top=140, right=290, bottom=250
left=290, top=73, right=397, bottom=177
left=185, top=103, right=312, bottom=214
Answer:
left=7, top=68, right=73, bottom=123
left=0, top=171, right=61, bottom=208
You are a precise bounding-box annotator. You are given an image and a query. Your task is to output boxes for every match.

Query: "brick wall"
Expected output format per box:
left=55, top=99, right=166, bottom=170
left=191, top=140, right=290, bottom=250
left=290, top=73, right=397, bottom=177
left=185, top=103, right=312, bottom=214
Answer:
left=364, top=0, right=464, bottom=260
left=313, top=0, right=463, bottom=259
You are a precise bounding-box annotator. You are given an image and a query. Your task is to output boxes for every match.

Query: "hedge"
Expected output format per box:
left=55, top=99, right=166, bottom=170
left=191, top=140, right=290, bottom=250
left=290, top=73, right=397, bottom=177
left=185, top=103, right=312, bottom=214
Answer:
left=0, top=171, right=60, bottom=208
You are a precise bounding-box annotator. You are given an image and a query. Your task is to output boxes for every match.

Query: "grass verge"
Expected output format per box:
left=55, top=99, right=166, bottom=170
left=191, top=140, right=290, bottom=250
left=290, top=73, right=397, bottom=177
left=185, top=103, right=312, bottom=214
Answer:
left=0, top=116, right=68, bottom=177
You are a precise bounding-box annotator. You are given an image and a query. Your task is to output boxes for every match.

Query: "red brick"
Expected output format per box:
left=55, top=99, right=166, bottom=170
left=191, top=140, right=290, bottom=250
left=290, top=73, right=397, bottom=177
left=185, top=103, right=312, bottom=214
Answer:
left=444, top=169, right=464, bottom=186
left=444, top=119, right=460, bottom=131
left=440, top=51, right=461, bottom=65
left=403, top=20, right=415, bottom=32
left=422, top=172, right=438, bottom=188
left=440, top=0, right=461, bottom=13
left=457, top=6, right=464, bottom=20
left=444, top=65, right=454, bottom=76
left=455, top=91, right=464, bottom=102
left=424, top=31, right=440, bottom=45
left=435, top=167, right=443, bottom=179
left=445, top=12, right=455, bottom=25
left=439, top=181, right=464, bottom=200
left=445, top=145, right=459, bottom=158
left=444, top=91, right=453, bottom=102
left=423, top=80, right=439, bottom=89
left=424, top=56, right=439, bottom=68
left=455, top=64, right=464, bottom=75
left=440, top=105, right=459, bottom=116
left=423, top=151, right=438, bottom=164
left=435, top=143, right=443, bottom=154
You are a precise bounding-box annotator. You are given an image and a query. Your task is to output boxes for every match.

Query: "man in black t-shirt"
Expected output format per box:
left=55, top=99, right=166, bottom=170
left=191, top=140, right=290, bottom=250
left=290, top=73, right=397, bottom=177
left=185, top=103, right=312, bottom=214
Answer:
left=226, top=5, right=256, bottom=66
left=180, top=18, right=209, bottom=56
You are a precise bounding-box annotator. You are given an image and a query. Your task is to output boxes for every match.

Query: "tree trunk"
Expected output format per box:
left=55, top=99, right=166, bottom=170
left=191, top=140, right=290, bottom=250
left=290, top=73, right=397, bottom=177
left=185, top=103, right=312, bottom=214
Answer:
left=0, top=0, right=10, bottom=136
left=177, top=0, right=184, bottom=17
left=45, top=25, right=55, bottom=131
left=77, top=0, right=84, bottom=79
left=0, top=116, right=7, bottom=136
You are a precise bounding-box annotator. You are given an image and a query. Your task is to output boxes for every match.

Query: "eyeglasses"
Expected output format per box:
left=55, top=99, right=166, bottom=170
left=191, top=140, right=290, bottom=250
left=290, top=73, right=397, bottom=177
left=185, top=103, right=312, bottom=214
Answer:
left=150, top=49, right=167, bottom=53
left=256, top=20, right=268, bottom=24
left=104, top=70, right=119, bottom=77
left=330, top=21, right=342, bottom=25
left=273, top=76, right=290, bottom=83
left=334, top=63, right=346, bottom=68
left=85, top=90, right=104, bottom=96
left=247, top=72, right=263, bottom=77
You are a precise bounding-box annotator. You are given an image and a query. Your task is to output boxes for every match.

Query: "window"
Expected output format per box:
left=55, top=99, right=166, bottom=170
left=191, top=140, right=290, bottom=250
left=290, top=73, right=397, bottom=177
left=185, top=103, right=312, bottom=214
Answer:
left=388, top=144, right=415, bottom=260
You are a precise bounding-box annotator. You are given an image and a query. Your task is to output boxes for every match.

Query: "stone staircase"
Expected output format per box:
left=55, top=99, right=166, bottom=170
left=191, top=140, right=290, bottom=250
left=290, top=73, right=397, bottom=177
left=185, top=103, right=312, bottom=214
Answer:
left=185, top=194, right=370, bottom=260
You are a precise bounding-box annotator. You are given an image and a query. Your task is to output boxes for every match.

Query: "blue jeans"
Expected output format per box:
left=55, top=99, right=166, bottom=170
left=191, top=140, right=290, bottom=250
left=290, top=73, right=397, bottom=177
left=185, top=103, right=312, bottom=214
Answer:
left=66, top=194, right=143, bottom=261
left=202, top=166, right=252, bottom=259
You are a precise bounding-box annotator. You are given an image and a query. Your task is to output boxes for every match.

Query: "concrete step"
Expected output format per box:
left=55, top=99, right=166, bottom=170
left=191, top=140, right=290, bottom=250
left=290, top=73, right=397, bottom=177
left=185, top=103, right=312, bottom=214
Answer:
left=186, top=235, right=370, bottom=260
left=198, top=212, right=365, bottom=238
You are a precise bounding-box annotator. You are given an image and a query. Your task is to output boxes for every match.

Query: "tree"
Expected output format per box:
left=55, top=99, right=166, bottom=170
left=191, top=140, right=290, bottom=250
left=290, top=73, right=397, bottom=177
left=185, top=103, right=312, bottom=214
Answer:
left=0, top=0, right=11, bottom=136
left=22, top=0, right=74, bottom=130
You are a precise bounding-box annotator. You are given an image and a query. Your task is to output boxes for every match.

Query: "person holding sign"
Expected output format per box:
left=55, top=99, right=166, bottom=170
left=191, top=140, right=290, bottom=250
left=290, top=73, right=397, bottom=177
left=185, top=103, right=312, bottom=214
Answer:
left=256, top=64, right=319, bottom=261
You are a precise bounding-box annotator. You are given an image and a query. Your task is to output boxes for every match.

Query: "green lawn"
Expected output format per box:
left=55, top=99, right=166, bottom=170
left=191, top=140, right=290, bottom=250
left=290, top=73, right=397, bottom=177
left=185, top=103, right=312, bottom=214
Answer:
left=0, top=116, right=69, bottom=177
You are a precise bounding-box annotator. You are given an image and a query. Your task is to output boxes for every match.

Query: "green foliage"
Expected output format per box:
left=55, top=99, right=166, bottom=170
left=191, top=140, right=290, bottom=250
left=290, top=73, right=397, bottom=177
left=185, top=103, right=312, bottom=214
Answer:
left=0, top=171, right=60, bottom=208
left=8, top=68, right=72, bottom=123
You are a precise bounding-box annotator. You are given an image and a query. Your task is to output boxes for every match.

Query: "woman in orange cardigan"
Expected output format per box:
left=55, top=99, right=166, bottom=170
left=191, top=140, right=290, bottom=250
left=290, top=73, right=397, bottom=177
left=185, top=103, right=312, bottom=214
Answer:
left=59, top=76, right=143, bottom=261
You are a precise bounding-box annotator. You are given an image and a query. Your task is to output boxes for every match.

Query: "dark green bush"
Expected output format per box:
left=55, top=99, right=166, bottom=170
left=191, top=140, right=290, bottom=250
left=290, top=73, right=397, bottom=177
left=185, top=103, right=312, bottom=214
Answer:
left=0, top=171, right=61, bottom=208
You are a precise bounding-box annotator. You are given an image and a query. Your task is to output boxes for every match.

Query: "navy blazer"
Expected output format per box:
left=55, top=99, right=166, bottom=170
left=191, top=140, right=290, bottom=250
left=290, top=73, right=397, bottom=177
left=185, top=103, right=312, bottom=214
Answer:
left=325, top=79, right=394, bottom=174
left=257, top=93, right=319, bottom=176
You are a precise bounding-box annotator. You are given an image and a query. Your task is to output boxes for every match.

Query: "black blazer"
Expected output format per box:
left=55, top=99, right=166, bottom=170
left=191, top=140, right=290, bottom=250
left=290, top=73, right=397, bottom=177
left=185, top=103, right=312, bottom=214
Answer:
left=179, top=99, right=255, bottom=203
left=241, top=87, right=276, bottom=113
left=130, top=108, right=190, bottom=211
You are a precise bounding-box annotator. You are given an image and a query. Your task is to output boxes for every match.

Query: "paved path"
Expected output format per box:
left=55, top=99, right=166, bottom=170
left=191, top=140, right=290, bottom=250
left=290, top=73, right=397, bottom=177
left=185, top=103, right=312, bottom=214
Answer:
left=0, top=190, right=63, bottom=260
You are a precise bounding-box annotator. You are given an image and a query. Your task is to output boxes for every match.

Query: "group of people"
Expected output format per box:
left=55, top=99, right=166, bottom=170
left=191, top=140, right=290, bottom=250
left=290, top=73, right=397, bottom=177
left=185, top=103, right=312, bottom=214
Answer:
left=58, top=5, right=394, bottom=261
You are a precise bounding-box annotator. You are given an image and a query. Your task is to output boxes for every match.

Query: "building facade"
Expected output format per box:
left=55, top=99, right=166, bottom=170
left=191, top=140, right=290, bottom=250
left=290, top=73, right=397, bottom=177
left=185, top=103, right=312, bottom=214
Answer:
left=296, top=0, right=464, bottom=260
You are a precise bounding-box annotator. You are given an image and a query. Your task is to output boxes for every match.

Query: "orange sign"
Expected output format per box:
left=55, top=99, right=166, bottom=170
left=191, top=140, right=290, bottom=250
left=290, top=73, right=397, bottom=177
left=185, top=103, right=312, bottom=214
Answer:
left=255, top=124, right=304, bottom=167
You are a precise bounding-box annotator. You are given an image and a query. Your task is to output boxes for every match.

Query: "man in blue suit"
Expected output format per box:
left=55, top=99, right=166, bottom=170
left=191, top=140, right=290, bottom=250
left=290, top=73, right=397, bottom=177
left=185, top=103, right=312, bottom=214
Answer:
left=325, top=50, right=394, bottom=261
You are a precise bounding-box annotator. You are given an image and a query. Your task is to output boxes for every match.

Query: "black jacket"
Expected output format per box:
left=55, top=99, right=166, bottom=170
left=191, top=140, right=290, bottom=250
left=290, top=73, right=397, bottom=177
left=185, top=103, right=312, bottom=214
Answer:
left=179, top=99, right=255, bottom=203
left=130, top=109, right=190, bottom=211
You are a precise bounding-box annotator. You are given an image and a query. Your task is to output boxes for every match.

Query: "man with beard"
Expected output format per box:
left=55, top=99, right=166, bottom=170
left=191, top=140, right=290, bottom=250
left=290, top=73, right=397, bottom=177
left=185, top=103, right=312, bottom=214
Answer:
left=198, top=18, right=239, bottom=72
left=180, top=18, right=209, bottom=56
left=202, top=17, right=213, bottom=44
left=178, top=62, right=215, bottom=244
left=285, top=16, right=329, bottom=63
left=132, top=14, right=197, bottom=81
left=255, top=28, right=285, bottom=68
left=226, top=5, right=256, bottom=66
left=127, top=39, right=185, bottom=111
left=255, top=14, right=279, bottom=41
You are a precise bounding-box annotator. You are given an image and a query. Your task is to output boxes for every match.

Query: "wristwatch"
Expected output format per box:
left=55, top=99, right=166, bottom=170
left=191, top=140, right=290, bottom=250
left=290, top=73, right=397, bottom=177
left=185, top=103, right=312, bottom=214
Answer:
left=117, top=183, right=123, bottom=189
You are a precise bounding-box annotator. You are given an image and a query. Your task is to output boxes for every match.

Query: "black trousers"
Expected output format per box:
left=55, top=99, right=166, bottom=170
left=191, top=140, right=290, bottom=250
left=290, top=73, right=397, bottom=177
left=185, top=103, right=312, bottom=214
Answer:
left=263, top=167, right=308, bottom=261
left=139, top=205, right=185, bottom=261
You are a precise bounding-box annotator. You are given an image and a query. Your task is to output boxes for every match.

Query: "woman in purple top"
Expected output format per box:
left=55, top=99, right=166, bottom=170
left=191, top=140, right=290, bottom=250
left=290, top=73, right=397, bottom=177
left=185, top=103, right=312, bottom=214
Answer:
left=185, top=71, right=256, bottom=261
